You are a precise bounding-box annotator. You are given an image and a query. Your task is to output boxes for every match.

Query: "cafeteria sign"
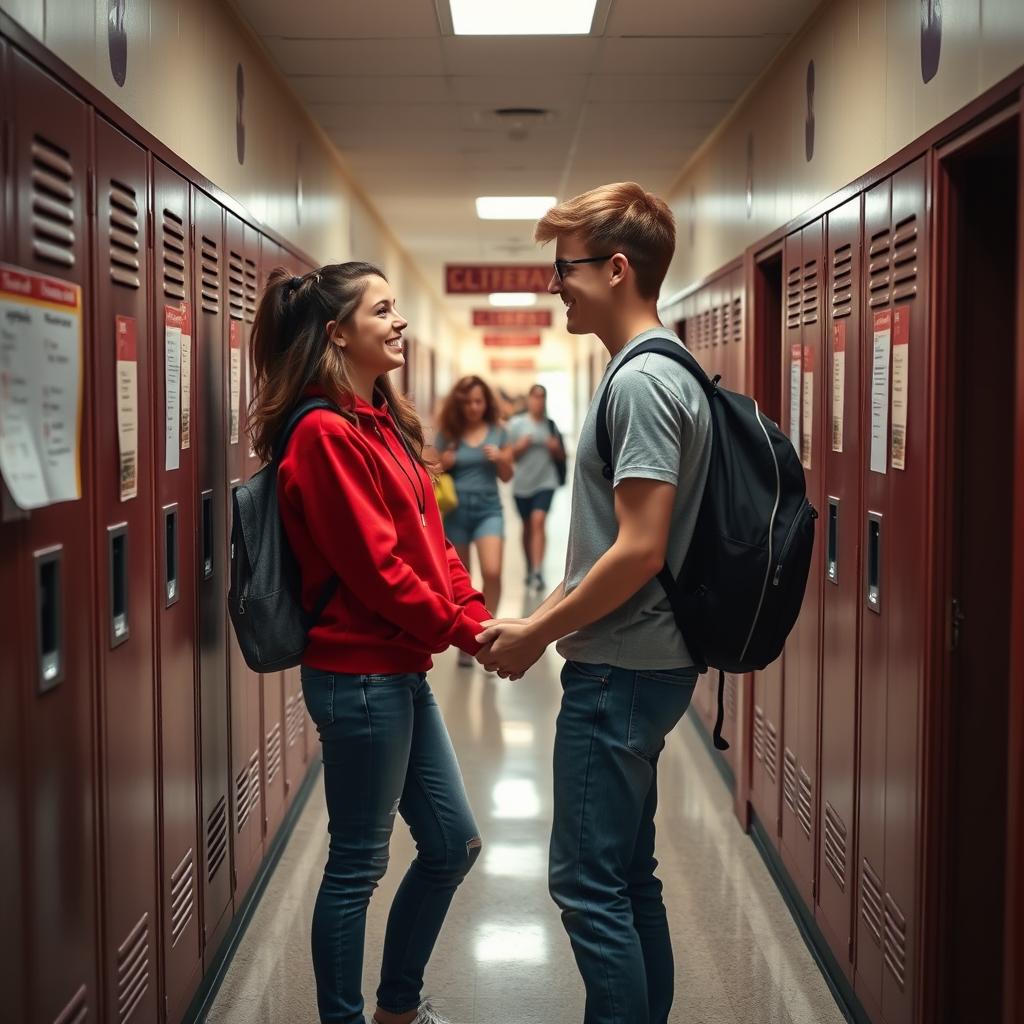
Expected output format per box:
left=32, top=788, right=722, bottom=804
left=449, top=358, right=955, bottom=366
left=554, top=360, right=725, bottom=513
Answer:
left=446, top=264, right=551, bottom=294
left=473, top=309, right=552, bottom=328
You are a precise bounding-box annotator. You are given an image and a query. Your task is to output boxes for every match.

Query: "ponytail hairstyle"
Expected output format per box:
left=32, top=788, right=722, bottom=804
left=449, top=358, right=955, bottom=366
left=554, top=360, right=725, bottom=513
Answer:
left=247, top=262, right=427, bottom=467
left=438, top=374, right=500, bottom=441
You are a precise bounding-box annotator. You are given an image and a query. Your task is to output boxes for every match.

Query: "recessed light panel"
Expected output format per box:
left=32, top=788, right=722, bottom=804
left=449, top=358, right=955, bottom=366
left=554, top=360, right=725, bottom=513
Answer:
left=476, top=196, right=556, bottom=220
left=450, top=0, right=597, bottom=36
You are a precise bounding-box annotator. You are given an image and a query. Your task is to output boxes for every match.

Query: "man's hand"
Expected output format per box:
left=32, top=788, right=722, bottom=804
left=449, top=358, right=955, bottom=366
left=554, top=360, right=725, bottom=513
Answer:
left=474, top=618, right=548, bottom=679
left=545, top=436, right=562, bottom=457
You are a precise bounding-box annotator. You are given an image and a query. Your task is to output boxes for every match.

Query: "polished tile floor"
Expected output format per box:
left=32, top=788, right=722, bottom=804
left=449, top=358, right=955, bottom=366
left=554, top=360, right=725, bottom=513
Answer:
left=208, top=486, right=847, bottom=1024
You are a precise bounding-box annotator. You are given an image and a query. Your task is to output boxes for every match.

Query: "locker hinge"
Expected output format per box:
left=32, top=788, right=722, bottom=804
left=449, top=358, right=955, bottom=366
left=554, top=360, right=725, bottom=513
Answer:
left=950, top=597, right=965, bottom=652
left=848, top=937, right=854, bottom=962
left=147, top=209, right=154, bottom=248
left=86, top=167, right=95, bottom=219
left=812, top=879, right=817, bottom=900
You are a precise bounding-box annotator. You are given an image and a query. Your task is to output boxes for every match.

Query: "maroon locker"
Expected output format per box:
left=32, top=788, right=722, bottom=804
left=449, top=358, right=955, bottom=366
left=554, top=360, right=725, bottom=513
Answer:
left=192, top=186, right=233, bottom=965
left=226, top=212, right=263, bottom=904
left=6, top=50, right=101, bottom=1024
left=779, top=220, right=825, bottom=907
left=816, top=193, right=863, bottom=979
left=855, top=157, right=929, bottom=1024
left=0, top=35, right=26, bottom=1024
left=254, top=232, right=288, bottom=844
left=152, top=159, right=203, bottom=1019
left=92, top=115, right=160, bottom=1024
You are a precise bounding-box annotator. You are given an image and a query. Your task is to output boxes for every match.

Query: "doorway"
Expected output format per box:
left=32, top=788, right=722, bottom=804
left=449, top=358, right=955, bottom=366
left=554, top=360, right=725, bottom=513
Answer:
left=938, top=110, right=1019, bottom=1024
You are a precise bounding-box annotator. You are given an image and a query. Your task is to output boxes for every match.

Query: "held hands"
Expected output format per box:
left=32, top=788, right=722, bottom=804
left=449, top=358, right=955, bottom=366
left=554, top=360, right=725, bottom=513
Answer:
left=474, top=618, right=547, bottom=679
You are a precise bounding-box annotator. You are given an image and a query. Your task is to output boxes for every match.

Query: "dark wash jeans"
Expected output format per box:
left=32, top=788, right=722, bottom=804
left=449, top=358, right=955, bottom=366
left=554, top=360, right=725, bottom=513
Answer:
left=549, top=661, right=698, bottom=1024
left=301, top=668, right=481, bottom=1024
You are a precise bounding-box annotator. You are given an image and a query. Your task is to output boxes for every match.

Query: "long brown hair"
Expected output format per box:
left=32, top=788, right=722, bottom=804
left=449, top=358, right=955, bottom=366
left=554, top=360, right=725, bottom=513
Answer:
left=247, top=262, right=427, bottom=466
left=438, top=375, right=500, bottom=441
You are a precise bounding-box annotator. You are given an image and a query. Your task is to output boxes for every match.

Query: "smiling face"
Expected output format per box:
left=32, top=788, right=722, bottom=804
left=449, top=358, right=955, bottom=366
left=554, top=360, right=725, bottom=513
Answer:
left=461, top=384, right=488, bottom=425
left=332, top=275, right=408, bottom=379
left=547, top=231, right=619, bottom=336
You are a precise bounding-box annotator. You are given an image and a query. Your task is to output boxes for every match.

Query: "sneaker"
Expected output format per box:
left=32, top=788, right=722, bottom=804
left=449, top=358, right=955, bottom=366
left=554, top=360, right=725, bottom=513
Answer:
left=457, top=650, right=474, bottom=668
left=415, top=1000, right=463, bottom=1024
left=532, top=571, right=546, bottom=593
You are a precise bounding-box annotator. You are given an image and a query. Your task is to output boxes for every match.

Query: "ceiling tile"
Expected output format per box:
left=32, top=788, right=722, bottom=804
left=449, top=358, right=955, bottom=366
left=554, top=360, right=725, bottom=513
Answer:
left=235, top=0, right=441, bottom=39
left=599, top=35, right=790, bottom=76
left=264, top=36, right=446, bottom=76
left=605, top=0, right=822, bottom=37
left=440, top=37, right=601, bottom=76
left=585, top=73, right=752, bottom=103
left=292, top=75, right=453, bottom=104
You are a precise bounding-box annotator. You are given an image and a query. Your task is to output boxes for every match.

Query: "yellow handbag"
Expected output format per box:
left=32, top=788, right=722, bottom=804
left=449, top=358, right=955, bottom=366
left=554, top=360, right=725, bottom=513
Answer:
left=433, top=472, right=459, bottom=517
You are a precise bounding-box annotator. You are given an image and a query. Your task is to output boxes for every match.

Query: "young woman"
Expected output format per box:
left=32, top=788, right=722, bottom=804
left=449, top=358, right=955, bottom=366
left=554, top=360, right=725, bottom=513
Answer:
left=436, top=376, right=513, bottom=663
left=505, top=384, right=565, bottom=594
left=249, top=262, right=489, bottom=1024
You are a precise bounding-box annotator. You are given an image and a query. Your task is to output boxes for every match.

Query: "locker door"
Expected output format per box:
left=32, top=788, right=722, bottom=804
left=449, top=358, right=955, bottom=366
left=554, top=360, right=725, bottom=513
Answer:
left=6, top=50, right=100, bottom=1024
left=0, top=36, right=26, bottom=1024
left=152, top=158, right=203, bottom=1020
left=192, top=186, right=233, bottom=966
left=816, top=193, right=863, bottom=979
left=226, top=212, right=263, bottom=903
left=92, top=115, right=159, bottom=1024
left=255, top=232, right=287, bottom=843
left=856, top=157, right=929, bottom=1024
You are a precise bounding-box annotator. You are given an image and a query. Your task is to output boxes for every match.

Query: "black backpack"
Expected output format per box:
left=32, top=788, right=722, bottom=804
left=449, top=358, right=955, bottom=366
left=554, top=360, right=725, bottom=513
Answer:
left=548, top=418, right=567, bottom=487
left=228, top=398, right=340, bottom=673
left=596, top=338, right=817, bottom=750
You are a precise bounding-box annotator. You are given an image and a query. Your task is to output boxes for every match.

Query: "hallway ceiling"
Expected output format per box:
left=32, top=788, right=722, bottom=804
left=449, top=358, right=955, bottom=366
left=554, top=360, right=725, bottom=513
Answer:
left=233, top=0, right=821, bottom=310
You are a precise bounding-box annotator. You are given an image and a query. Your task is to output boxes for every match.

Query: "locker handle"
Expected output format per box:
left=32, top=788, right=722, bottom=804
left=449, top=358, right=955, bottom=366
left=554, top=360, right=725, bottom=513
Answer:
left=201, top=489, right=214, bottom=579
left=164, top=504, right=179, bottom=607
left=108, top=523, right=130, bottom=647
left=826, top=498, right=839, bottom=584
left=866, top=513, right=882, bottom=614
left=34, top=546, right=64, bottom=693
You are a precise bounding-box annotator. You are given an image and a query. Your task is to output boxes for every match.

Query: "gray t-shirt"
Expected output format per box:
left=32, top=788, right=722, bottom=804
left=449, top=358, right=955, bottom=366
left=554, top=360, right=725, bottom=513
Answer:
left=437, top=425, right=508, bottom=495
left=506, top=413, right=561, bottom=497
left=556, top=329, right=711, bottom=668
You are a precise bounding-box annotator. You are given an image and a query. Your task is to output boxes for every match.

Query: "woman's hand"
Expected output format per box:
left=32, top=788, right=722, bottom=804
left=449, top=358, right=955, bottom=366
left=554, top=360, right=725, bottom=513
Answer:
left=439, top=447, right=457, bottom=472
left=482, top=444, right=500, bottom=463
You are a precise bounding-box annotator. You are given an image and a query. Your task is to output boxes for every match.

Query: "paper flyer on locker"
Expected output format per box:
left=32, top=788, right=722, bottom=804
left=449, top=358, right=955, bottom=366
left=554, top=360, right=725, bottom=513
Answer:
left=0, top=264, right=83, bottom=509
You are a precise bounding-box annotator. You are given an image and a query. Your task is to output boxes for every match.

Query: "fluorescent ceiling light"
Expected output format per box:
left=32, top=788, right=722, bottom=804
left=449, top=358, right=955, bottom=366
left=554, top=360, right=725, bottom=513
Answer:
left=489, top=293, right=538, bottom=307
left=450, top=0, right=597, bottom=35
left=476, top=196, right=556, bottom=220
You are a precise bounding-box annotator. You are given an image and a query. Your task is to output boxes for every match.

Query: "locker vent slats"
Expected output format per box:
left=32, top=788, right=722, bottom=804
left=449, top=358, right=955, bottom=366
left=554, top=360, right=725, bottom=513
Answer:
left=860, top=859, right=884, bottom=947
left=162, top=209, right=187, bottom=300
left=732, top=296, right=742, bottom=344
left=713, top=304, right=723, bottom=346
left=201, top=236, right=221, bottom=314
left=235, top=750, right=262, bottom=832
left=31, top=136, right=76, bottom=268
left=783, top=747, right=798, bottom=813
left=116, top=912, right=150, bottom=1023
left=764, top=722, right=778, bottom=783
left=228, top=250, right=245, bottom=321
left=286, top=692, right=304, bottom=747
left=170, top=847, right=195, bottom=948
left=266, top=721, right=282, bottom=786
left=832, top=243, right=854, bottom=318
left=752, top=705, right=765, bottom=765
left=725, top=675, right=737, bottom=722
left=244, top=257, right=258, bottom=323
left=823, top=801, right=848, bottom=891
left=891, top=214, right=919, bottom=302
left=109, top=179, right=141, bottom=288
left=206, top=795, right=228, bottom=882
left=52, top=984, right=88, bottom=1024
left=801, top=259, right=819, bottom=325
left=721, top=302, right=730, bottom=346
left=883, top=892, right=908, bottom=990
left=796, top=766, right=813, bottom=837
left=786, top=266, right=802, bottom=328
left=868, top=228, right=892, bottom=307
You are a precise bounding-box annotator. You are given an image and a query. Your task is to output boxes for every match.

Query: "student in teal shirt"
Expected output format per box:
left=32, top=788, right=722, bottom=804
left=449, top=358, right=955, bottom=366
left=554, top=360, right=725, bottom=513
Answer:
left=436, top=376, right=513, bottom=664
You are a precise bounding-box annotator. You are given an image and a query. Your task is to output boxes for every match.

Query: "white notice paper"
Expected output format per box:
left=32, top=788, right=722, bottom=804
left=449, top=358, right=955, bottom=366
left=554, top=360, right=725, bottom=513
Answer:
left=789, top=343, right=802, bottom=456
left=180, top=303, right=192, bottom=450
left=801, top=346, right=814, bottom=471
left=115, top=316, right=138, bottom=501
left=832, top=320, right=846, bottom=453
left=870, top=310, right=892, bottom=475
left=165, top=308, right=182, bottom=472
left=0, top=264, right=83, bottom=509
left=229, top=321, right=241, bottom=445
left=891, top=306, right=909, bottom=471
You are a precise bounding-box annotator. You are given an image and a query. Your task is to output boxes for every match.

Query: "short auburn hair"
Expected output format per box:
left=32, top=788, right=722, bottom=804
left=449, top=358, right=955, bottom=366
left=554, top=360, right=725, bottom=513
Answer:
left=534, top=182, right=675, bottom=300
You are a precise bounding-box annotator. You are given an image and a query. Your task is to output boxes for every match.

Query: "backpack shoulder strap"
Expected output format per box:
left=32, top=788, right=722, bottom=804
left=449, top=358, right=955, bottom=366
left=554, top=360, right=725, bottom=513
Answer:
left=273, top=397, right=341, bottom=464
left=595, top=338, right=710, bottom=475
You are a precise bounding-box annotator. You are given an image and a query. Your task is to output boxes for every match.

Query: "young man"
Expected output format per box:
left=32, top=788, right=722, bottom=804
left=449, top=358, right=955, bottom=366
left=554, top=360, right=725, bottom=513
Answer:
left=475, top=182, right=712, bottom=1024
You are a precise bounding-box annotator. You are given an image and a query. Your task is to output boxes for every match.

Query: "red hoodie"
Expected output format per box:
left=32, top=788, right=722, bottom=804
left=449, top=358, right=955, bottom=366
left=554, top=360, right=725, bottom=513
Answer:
left=278, top=389, right=491, bottom=673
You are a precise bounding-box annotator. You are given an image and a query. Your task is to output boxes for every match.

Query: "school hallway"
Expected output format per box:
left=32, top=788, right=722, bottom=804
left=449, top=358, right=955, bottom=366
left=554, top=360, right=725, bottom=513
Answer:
left=206, top=487, right=846, bottom=1024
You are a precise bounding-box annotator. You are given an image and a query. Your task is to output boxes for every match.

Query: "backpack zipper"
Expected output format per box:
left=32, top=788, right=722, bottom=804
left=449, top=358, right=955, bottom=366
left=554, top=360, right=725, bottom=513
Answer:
left=772, top=502, right=811, bottom=586
left=739, top=399, right=780, bottom=663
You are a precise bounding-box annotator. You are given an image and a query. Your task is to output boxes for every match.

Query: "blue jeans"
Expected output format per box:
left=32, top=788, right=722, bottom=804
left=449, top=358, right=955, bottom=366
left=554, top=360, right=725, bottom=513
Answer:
left=301, top=669, right=481, bottom=1024
left=549, top=661, right=698, bottom=1024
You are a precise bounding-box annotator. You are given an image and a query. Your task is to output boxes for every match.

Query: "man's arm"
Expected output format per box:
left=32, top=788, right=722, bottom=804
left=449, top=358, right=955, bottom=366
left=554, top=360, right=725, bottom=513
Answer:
left=528, top=579, right=566, bottom=620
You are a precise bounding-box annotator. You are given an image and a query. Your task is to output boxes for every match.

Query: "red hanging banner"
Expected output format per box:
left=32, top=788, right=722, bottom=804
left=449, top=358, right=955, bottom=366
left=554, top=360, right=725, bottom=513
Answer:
left=472, top=309, right=552, bottom=327
left=483, top=334, right=541, bottom=347
left=446, top=264, right=551, bottom=294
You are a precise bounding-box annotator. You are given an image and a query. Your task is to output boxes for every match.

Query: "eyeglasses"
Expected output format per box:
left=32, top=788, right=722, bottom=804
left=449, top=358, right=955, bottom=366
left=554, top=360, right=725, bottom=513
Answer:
left=552, top=255, right=613, bottom=282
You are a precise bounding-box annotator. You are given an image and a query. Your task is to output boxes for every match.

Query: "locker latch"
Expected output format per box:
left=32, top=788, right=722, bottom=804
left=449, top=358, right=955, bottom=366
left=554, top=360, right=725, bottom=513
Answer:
left=950, top=597, right=965, bottom=652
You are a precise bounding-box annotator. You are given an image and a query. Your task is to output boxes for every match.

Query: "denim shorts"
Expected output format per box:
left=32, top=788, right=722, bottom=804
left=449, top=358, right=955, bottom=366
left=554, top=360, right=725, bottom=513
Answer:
left=443, top=490, right=504, bottom=544
left=514, top=488, right=555, bottom=521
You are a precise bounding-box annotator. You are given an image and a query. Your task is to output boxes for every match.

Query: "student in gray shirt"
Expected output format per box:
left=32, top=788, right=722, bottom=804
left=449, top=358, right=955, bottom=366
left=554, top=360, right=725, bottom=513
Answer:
left=506, top=383, right=566, bottom=594
left=476, top=182, right=710, bottom=1024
